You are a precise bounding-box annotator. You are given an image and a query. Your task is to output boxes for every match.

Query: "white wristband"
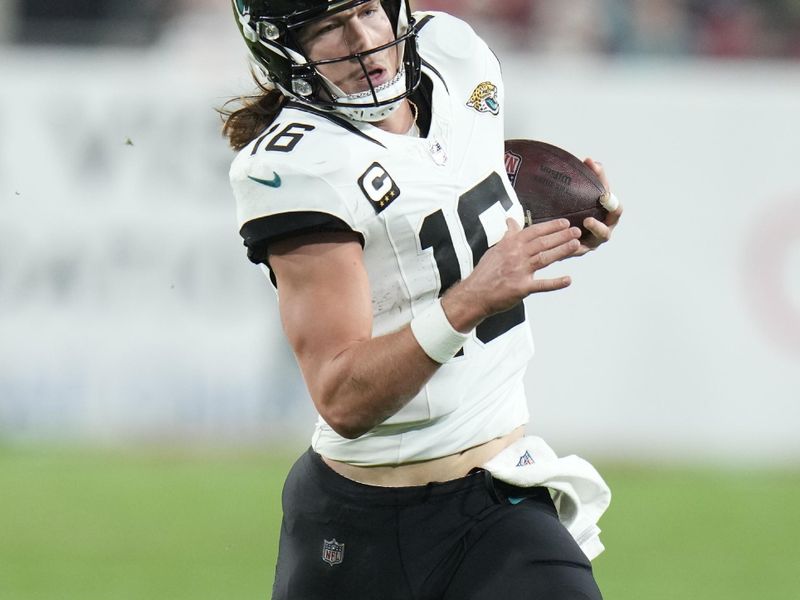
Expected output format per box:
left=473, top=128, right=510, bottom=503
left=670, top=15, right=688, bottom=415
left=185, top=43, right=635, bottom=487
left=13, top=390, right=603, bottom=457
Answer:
left=410, top=299, right=470, bottom=364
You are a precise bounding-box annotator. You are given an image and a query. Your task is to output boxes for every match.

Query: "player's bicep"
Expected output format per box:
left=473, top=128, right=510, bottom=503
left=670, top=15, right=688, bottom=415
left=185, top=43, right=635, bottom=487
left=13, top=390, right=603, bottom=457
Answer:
left=269, top=232, right=372, bottom=377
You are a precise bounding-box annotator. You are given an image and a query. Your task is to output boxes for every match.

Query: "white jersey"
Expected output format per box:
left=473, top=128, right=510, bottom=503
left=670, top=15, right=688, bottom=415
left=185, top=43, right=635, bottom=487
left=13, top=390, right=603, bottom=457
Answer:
left=230, top=12, right=534, bottom=466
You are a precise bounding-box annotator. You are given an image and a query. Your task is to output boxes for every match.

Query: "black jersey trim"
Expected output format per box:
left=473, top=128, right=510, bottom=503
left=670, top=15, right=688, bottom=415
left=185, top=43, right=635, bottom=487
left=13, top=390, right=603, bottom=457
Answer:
left=410, top=73, right=433, bottom=138
left=415, top=14, right=435, bottom=32
left=240, top=212, right=364, bottom=286
left=419, top=57, right=449, bottom=95
left=284, top=101, right=386, bottom=148
left=240, top=211, right=363, bottom=265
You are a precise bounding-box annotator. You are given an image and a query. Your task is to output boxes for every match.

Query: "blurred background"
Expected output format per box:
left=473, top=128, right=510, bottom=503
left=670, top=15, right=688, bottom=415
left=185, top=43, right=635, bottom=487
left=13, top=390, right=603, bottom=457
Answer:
left=1, top=1, right=798, bottom=599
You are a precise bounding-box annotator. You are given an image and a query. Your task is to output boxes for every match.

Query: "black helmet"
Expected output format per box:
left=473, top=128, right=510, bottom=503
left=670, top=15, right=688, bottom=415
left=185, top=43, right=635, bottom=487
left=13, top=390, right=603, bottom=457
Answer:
left=232, top=0, right=422, bottom=122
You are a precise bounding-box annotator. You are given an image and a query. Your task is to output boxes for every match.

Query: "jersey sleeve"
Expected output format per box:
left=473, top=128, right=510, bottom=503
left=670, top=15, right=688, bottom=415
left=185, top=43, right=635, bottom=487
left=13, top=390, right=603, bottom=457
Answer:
left=230, top=152, right=363, bottom=267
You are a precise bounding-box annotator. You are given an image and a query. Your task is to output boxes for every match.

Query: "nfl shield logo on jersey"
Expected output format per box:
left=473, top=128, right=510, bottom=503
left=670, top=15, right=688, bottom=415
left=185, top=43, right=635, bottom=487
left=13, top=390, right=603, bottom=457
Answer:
left=322, top=539, right=345, bottom=566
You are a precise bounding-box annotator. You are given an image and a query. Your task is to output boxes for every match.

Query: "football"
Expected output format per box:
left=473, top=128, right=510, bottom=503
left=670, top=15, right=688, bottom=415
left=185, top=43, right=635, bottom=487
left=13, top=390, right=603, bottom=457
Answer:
left=504, top=139, right=613, bottom=238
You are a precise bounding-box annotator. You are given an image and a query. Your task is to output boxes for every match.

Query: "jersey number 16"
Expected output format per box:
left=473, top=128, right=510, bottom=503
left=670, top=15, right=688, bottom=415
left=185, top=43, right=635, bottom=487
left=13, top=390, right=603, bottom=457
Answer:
left=419, top=172, right=525, bottom=346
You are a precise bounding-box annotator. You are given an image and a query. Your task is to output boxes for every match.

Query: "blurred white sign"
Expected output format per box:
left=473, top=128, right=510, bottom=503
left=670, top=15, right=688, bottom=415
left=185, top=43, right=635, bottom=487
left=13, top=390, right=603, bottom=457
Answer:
left=1, top=46, right=798, bottom=462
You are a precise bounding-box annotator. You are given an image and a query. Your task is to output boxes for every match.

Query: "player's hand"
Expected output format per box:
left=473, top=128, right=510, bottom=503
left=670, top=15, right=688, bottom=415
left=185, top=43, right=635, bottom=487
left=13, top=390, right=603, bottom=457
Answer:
left=443, top=218, right=581, bottom=331
left=573, top=158, right=623, bottom=256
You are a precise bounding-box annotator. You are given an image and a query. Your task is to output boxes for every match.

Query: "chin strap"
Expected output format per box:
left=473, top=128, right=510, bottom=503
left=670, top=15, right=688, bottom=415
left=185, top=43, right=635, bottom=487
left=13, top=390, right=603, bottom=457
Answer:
left=325, top=67, right=408, bottom=123
left=336, top=100, right=403, bottom=123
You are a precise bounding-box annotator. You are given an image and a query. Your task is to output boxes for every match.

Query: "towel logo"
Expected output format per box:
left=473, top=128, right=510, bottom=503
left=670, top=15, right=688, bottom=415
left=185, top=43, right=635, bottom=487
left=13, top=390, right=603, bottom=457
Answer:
left=516, top=450, right=535, bottom=467
left=322, top=539, right=345, bottom=566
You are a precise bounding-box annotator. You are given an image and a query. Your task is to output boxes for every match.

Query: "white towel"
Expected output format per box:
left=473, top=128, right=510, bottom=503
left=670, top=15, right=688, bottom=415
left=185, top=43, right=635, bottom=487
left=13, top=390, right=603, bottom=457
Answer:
left=483, top=436, right=612, bottom=560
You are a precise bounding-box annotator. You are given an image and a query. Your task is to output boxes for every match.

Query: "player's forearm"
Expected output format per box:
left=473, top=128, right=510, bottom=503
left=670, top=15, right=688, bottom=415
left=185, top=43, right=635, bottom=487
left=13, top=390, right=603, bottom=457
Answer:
left=313, top=284, right=492, bottom=439
left=309, top=327, right=441, bottom=439
left=439, top=282, right=490, bottom=334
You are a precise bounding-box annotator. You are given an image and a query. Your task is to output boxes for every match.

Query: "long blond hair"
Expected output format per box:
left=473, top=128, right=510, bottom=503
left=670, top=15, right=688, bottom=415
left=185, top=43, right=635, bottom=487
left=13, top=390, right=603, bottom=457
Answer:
left=219, top=72, right=287, bottom=151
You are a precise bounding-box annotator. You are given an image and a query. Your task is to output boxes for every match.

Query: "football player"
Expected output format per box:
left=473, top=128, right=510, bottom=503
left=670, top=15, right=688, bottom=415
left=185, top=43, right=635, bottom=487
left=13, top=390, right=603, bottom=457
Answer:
left=224, top=1, right=622, bottom=598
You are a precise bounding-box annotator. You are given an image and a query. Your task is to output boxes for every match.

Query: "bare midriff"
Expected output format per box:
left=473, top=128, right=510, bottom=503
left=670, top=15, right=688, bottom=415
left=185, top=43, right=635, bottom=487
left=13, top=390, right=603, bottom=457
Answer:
left=322, top=426, right=525, bottom=487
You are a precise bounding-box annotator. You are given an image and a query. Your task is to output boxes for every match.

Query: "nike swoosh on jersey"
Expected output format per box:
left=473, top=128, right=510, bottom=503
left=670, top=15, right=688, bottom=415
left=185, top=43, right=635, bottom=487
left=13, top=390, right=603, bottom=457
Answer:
left=248, top=173, right=282, bottom=188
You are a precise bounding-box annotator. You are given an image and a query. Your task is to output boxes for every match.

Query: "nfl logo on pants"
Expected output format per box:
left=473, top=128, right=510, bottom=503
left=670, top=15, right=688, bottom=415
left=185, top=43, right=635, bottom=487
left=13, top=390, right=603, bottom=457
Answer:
left=322, top=539, right=344, bottom=566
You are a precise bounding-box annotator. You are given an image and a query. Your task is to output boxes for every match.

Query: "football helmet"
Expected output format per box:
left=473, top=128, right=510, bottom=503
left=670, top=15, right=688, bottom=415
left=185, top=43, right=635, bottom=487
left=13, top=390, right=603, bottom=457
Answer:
left=232, top=0, right=422, bottom=122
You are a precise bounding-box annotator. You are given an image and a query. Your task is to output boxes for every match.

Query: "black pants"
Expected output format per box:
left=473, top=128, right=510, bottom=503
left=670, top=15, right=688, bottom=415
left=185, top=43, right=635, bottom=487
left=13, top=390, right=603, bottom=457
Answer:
left=272, top=449, right=602, bottom=600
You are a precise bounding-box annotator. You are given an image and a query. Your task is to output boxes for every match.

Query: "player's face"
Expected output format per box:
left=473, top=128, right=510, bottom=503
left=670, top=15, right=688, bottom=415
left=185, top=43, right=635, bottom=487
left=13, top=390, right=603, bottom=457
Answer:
left=298, top=1, right=400, bottom=96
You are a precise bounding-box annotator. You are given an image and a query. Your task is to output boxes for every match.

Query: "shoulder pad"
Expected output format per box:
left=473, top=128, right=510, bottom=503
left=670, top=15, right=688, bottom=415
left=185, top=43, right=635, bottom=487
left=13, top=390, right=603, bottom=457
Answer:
left=415, top=11, right=479, bottom=60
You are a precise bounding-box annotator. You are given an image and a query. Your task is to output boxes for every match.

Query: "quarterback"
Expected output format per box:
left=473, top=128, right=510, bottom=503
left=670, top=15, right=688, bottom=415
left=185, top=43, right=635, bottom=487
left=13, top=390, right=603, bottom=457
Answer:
left=224, top=1, right=622, bottom=598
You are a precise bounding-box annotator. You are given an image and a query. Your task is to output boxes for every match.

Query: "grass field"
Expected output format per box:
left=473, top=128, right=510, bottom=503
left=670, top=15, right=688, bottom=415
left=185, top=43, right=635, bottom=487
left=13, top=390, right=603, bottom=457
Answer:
left=1, top=445, right=799, bottom=600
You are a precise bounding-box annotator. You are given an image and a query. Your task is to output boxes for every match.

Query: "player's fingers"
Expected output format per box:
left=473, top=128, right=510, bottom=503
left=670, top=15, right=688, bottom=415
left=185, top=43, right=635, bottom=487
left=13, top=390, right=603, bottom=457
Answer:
left=604, top=199, right=623, bottom=226
left=570, top=244, right=592, bottom=258
left=527, top=275, right=572, bottom=295
left=526, top=226, right=581, bottom=255
left=584, top=157, right=611, bottom=192
left=530, top=237, right=581, bottom=270
left=505, top=217, right=522, bottom=236
left=518, top=218, right=571, bottom=242
left=599, top=191, right=620, bottom=213
left=583, top=217, right=610, bottom=242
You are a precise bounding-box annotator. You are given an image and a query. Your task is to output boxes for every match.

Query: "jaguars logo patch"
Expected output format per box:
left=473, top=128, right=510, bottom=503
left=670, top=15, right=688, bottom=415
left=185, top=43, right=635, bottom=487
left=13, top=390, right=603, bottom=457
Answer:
left=466, top=81, right=500, bottom=115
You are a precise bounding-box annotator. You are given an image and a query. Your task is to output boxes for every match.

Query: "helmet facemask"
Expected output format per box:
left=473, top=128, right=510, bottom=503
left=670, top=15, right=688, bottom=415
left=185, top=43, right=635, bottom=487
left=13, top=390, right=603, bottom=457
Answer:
left=233, top=0, right=421, bottom=122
